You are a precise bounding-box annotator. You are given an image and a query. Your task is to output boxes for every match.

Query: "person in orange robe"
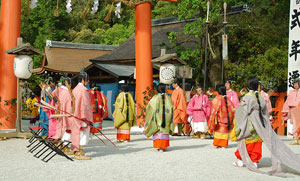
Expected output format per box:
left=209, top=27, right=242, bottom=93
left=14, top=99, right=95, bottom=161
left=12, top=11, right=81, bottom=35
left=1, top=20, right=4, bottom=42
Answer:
left=208, top=86, right=235, bottom=148
left=171, top=79, right=186, bottom=136
left=89, top=84, right=108, bottom=133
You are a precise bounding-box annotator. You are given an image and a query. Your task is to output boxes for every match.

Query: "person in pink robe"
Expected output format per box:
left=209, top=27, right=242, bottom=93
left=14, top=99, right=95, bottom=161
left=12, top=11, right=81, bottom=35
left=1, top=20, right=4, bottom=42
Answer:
left=44, top=78, right=58, bottom=138
left=68, top=71, right=93, bottom=160
left=186, top=86, right=211, bottom=139
left=48, top=85, right=64, bottom=138
left=282, top=79, right=300, bottom=145
left=52, top=78, right=73, bottom=141
left=225, top=80, right=240, bottom=109
left=258, top=82, right=273, bottom=121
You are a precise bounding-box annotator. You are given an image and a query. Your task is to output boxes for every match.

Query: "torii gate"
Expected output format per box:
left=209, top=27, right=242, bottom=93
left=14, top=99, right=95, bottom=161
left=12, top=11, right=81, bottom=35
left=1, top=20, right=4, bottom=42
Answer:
left=0, top=0, right=176, bottom=130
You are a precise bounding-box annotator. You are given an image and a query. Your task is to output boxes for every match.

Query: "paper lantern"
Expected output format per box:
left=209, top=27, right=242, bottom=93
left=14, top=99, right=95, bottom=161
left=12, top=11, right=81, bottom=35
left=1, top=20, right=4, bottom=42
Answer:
left=13, top=55, right=33, bottom=79
left=160, top=63, right=176, bottom=84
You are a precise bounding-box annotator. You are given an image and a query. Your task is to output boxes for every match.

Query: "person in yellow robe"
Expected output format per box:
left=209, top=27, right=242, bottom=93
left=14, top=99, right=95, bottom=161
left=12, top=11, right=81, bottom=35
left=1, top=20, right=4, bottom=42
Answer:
left=26, top=93, right=39, bottom=125
left=145, top=84, right=174, bottom=152
left=113, top=85, right=136, bottom=142
left=171, top=79, right=186, bottom=136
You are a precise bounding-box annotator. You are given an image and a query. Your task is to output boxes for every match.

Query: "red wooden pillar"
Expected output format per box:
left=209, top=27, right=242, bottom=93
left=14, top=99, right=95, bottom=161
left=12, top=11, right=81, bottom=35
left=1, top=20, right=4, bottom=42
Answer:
left=135, top=2, right=153, bottom=126
left=0, top=0, right=21, bottom=129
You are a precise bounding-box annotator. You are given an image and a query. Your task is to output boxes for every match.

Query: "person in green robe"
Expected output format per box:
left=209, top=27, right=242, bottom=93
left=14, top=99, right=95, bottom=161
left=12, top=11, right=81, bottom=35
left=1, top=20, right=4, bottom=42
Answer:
left=113, top=85, right=136, bottom=142
left=144, top=84, right=174, bottom=152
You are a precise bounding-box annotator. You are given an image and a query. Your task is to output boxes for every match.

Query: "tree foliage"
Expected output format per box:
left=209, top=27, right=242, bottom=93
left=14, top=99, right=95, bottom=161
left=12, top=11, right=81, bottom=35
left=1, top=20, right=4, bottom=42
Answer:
left=19, top=0, right=290, bottom=92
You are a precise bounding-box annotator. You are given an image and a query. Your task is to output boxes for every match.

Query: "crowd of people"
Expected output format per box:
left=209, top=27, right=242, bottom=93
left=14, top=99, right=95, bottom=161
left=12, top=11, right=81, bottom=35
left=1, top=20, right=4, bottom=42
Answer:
left=27, top=69, right=300, bottom=176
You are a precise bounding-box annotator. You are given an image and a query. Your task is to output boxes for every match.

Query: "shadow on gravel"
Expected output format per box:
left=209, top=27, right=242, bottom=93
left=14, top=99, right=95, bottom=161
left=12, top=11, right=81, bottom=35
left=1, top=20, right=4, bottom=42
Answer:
left=87, top=145, right=153, bottom=158
left=168, top=144, right=209, bottom=151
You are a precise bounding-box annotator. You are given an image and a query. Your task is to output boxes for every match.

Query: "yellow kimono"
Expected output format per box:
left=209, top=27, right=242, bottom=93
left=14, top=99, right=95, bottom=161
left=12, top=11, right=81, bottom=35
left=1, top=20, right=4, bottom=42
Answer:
left=26, top=97, right=39, bottom=124
left=113, top=92, right=136, bottom=141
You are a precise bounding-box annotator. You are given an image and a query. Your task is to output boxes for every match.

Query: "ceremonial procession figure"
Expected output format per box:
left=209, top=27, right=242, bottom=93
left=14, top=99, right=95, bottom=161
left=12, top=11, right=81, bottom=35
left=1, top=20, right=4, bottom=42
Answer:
left=231, top=77, right=300, bottom=177
left=186, top=86, right=211, bottom=139
left=26, top=93, right=39, bottom=125
left=45, top=77, right=59, bottom=138
left=52, top=77, right=74, bottom=143
left=89, top=84, right=108, bottom=133
left=113, top=85, right=136, bottom=142
left=208, top=86, right=235, bottom=148
left=282, top=79, right=300, bottom=145
left=39, top=80, right=52, bottom=136
left=67, top=71, right=93, bottom=160
left=258, top=81, right=273, bottom=121
left=145, top=84, right=174, bottom=152
left=171, top=79, right=186, bottom=136
left=225, top=80, right=240, bottom=109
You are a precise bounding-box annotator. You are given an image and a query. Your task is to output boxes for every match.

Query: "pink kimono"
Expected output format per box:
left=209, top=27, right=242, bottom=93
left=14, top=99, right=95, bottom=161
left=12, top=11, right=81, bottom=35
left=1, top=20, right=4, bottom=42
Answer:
left=187, top=94, right=211, bottom=122
left=46, top=87, right=64, bottom=138
left=282, top=89, right=300, bottom=137
left=260, top=90, right=272, bottom=115
left=226, top=89, right=239, bottom=109
left=52, top=86, right=73, bottom=140
left=69, top=83, right=93, bottom=151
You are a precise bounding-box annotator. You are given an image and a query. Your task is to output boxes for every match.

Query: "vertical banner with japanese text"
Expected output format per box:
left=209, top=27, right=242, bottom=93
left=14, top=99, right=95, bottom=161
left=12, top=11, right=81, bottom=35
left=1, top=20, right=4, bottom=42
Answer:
left=287, top=0, right=300, bottom=135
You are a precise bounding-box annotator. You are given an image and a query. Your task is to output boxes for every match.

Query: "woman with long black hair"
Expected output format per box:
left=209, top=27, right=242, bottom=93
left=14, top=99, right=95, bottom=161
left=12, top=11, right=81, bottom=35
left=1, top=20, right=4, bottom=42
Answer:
left=231, top=77, right=300, bottom=177
left=208, top=86, right=235, bottom=148
left=144, top=84, right=174, bottom=152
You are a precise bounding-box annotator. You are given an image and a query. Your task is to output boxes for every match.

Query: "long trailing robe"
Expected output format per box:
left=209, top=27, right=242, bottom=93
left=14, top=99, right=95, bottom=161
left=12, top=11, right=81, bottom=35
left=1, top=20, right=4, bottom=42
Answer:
left=235, top=93, right=300, bottom=177
left=115, top=2, right=121, bottom=19
left=91, top=0, right=99, bottom=14
left=30, top=0, right=38, bottom=9
left=66, top=0, right=72, bottom=13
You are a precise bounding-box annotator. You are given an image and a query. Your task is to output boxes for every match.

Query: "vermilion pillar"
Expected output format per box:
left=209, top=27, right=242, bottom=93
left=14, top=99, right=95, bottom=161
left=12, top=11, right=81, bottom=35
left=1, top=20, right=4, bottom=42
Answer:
left=135, top=2, right=153, bottom=127
left=0, top=0, right=21, bottom=129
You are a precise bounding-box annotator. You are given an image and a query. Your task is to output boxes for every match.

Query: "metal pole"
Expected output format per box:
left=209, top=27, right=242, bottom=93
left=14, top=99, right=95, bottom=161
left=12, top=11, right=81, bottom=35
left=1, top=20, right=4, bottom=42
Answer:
left=222, top=2, right=228, bottom=84
left=204, top=1, right=210, bottom=92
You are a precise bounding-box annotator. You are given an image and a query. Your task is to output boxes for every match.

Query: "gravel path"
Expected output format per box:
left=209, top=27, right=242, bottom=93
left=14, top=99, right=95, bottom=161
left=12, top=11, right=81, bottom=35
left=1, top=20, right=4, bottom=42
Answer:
left=0, top=120, right=300, bottom=181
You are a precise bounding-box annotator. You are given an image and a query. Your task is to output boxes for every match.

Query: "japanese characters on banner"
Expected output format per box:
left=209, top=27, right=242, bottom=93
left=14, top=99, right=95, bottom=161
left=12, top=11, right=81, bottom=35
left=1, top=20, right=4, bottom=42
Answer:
left=287, top=0, right=300, bottom=136
left=288, top=0, right=300, bottom=92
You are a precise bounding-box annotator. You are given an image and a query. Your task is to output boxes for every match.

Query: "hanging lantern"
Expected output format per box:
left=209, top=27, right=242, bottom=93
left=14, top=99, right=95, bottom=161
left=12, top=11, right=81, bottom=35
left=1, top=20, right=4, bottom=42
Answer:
left=14, top=55, right=33, bottom=79
left=159, top=63, right=176, bottom=84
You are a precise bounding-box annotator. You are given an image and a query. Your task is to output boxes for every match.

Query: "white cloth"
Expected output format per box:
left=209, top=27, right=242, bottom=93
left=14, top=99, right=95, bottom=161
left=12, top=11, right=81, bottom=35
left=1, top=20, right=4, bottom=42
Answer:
left=91, top=0, right=99, bottom=14
left=80, top=127, right=90, bottom=146
left=174, top=125, right=179, bottom=133
left=115, top=2, right=121, bottom=18
left=191, top=121, right=207, bottom=133
left=62, top=132, right=71, bottom=145
left=30, top=0, right=38, bottom=9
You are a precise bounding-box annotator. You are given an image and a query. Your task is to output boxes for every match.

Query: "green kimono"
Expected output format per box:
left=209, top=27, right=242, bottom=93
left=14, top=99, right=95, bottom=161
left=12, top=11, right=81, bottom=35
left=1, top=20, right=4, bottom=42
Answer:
left=230, top=91, right=262, bottom=144
left=113, top=92, right=136, bottom=130
left=144, top=93, right=174, bottom=138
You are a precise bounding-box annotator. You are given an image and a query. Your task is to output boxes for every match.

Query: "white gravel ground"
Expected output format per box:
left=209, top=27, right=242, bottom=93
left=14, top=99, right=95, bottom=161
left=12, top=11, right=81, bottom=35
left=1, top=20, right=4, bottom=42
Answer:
left=0, top=120, right=300, bottom=181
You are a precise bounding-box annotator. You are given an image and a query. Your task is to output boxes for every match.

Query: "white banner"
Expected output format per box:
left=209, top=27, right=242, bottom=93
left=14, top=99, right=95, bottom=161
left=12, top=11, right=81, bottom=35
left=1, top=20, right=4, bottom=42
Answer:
left=222, top=34, right=228, bottom=61
left=288, top=0, right=300, bottom=92
left=287, top=0, right=300, bottom=136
